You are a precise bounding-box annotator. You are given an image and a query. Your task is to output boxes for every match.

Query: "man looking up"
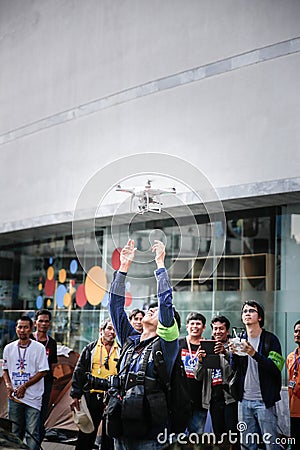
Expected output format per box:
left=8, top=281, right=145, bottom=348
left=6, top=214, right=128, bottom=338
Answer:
left=230, top=300, right=284, bottom=450
left=2, top=315, right=49, bottom=450
left=109, top=239, right=179, bottom=450
left=179, top=311, right=208, bottom=435
left=286, top=319, right=300, bottom=449
left=33, top=309, right=58, bottom=443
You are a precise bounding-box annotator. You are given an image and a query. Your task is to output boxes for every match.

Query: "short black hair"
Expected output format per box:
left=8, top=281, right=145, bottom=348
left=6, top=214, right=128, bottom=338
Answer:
left=294, top=320, right=300, bottom=330
left=210, top=315, right=230, bottom=330
left=186, top=312, right=206, bottom=327
left=100, top=317, right=112, bottom=330
left=35, top=309, right=52, bottom=321
left=148, top=301, right=181, bottom=331
left=241, top=300, right=265, bottom=328
left=129, top=309, right=145, bottom=320
left=17, top=315, right=33, bottom=328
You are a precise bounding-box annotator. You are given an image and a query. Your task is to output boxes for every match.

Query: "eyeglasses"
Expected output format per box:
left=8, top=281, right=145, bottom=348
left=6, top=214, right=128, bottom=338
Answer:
left=242, top=308, right=258, bottom=314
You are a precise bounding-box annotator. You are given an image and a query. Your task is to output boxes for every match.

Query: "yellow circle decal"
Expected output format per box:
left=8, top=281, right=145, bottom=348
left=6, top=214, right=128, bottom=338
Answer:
left=84, top=266, right=107, bottom=306
left=47, top=266, right=54, bottom=280
left=59, top=269, right=67, bottom=283
left=64, top=292, right=72, bottom=307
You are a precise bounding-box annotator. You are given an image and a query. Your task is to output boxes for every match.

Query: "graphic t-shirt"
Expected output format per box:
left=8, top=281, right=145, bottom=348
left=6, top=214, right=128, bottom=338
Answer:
left=179, top=337, right=204, bottom=409
left=3, top=339, right=49, bottom=411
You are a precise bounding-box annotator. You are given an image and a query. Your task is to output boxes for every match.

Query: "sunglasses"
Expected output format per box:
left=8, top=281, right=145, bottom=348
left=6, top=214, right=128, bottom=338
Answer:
left=242, top=308, right=258, bottom=314
left=104, top=356, right=109, bottom=370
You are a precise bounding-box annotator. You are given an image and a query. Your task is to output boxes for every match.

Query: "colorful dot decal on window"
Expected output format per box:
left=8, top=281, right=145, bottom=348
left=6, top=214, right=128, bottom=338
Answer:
left=46, top=299, right=52, bottom=308
left=64, top=292, right=72, bottom=307
left=111, top=248, right=122, bottom=270
left=125, top=292, right=132, bottom=307
left=101, top=292, right=109, bottom=307
left=38, top=283, right=43, bottom=291
left=36, top=295, right=43, bottom=309
left=70, top=259, right=78, bottom=274
left=56, top=284, right=67, bottom=308
left=44, top=278, right=55, bottom=296
left=84, top=266, right=107, bottom=306
left=47, top=266, right=54, bottom=281
left=59, top=269, right=67, bottom=283
left=76, top=283, right=87, bottom=307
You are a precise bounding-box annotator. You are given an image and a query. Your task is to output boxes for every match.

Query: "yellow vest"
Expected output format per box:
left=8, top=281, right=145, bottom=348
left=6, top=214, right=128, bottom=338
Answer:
left=90, top=339, right=119, bottom=393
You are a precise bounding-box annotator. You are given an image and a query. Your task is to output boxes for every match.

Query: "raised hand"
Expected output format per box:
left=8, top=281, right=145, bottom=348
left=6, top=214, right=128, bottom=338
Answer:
left=152, top=240, right=166, bottom=269
left=119, top=239, right=137, bottom=273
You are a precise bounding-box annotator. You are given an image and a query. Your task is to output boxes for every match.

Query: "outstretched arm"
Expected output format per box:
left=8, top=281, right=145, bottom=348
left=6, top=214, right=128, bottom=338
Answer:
left=109, top=239, right=138, bottom=346
left=152, top=239, right=165, bottom=269
left=153, top=240, right=179, bottom=377
left=119, top=239, right=136, bottom=273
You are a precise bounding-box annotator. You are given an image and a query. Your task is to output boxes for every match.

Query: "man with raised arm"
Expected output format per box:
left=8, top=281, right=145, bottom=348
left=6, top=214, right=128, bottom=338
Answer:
left=109, top=239, right=179, bottom=450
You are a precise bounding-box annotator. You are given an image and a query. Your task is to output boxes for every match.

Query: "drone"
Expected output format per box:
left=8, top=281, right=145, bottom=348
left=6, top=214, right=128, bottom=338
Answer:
left=116, top=180, right=176, bottom=214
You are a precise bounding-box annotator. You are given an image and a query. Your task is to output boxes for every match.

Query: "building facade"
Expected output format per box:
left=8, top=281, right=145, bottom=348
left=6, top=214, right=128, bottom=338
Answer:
left=0, top=1, right=300, bottom=380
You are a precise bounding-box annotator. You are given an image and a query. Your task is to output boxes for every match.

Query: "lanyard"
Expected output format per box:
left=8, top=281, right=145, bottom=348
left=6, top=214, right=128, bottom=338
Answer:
left=97, top=341, right=115, bottom=374
left=17, top=341, right=30, bottom=374
left=186, top=337, right=201, bottom=362
left=34, top=332, right=49, bottom=348
left=293, top=349, right=300, bottom=378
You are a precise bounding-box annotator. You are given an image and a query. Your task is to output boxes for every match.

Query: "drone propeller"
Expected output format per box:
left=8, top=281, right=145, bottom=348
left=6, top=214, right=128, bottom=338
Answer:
left=115, top=184, right=135, bottom=194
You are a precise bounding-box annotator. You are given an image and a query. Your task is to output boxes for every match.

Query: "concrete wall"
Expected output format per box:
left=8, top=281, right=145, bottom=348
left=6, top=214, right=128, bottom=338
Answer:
left=0, top=0, right=300, bottom=229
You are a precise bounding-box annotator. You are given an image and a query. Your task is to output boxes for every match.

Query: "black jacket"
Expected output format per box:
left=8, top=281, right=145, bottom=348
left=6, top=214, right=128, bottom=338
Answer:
left=230, top=329, right=282, bottom=408
left=70, top=340, right=98, bottom=399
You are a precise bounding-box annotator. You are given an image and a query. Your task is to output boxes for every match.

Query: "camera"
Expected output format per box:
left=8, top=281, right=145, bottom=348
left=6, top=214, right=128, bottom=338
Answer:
left=86, top=373, right=121, bottom=391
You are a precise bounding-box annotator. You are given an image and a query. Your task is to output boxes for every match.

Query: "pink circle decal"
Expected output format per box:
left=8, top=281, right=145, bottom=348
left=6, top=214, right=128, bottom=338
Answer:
left=125, top=292, right=132, bottom=307
left=44, top=278, right=55, bottom=296
left=111, top=248, right=122, bottom=270
left=76, top=283, right=87, bottom=307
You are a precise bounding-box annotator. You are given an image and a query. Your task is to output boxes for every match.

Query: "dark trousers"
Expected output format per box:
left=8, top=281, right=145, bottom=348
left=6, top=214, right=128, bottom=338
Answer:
left=75, top=393, right=113, bottom=450
left=39, top=379, right=53, bottom=443
left=290, top=417, right=300, bottom=450
left=210, top=398, right=240, bottom=450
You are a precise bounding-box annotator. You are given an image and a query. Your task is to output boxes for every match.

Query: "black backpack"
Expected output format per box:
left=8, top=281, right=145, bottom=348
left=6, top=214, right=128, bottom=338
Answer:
left=115, top=336, right=192, bottom=434
left=152, top=339, right=192, bottom=433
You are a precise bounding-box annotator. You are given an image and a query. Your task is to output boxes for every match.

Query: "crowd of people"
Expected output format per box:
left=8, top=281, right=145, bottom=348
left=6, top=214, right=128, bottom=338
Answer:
left=2, top=239, right=300, bottom=450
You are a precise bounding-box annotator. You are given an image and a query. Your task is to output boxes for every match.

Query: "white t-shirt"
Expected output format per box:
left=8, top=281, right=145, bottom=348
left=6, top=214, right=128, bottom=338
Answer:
left=3, top=339, right=49, bottom=411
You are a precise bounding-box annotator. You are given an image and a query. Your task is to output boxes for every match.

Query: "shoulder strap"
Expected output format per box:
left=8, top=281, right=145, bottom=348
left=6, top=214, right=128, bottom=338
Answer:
left=116, top=337, right=134, bottom=372
left=153, top=339, right=171, bottom=391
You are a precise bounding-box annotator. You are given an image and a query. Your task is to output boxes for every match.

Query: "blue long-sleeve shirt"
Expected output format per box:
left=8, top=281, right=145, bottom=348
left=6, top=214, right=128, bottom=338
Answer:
left=109, top=268, right=179, bottom=380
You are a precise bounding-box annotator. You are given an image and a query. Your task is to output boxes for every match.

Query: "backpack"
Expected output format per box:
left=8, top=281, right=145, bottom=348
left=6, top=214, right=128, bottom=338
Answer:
left=115, top=336, right=191, bottom=434
left=153, top=339, right=192, bottom=433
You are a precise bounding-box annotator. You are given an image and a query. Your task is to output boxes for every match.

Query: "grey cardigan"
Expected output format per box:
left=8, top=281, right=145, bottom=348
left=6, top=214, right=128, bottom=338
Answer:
left=194, top=352, right=236, bottom=408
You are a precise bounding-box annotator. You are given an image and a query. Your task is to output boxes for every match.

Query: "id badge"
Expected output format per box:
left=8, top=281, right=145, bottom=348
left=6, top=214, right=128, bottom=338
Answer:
left=289, top=380, right=296, bottom=390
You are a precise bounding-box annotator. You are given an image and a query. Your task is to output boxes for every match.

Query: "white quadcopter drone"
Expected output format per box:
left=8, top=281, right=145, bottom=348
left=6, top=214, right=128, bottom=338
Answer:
left=116, top=180, right=176, bottom=214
